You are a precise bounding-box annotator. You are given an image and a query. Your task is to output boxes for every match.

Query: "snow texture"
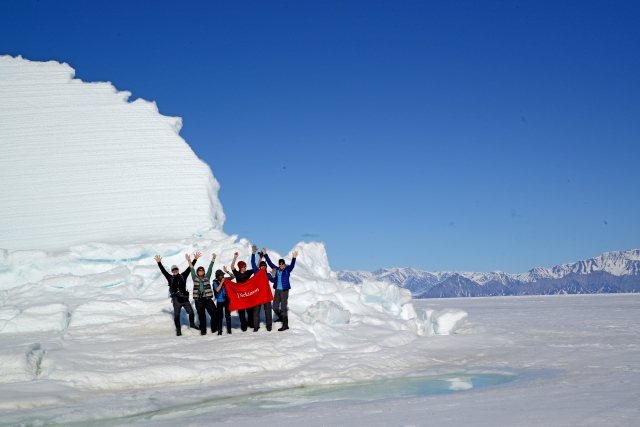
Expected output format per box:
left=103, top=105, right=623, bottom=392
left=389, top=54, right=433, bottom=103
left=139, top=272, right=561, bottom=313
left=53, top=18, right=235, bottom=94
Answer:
left=0, top=55, right=225, bottom=252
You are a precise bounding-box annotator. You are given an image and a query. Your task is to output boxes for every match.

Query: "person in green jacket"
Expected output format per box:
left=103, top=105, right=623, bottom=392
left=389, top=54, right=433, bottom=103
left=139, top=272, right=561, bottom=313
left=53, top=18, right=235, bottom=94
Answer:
left=186, top=253, right=218, bottom=335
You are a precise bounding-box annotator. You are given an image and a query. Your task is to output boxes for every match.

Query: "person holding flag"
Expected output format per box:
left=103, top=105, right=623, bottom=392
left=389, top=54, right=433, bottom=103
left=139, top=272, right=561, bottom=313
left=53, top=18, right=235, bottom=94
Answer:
left=222, top=257, right=274, bottom=331
left=231, top=250, right=256, bottom=331
left=251, top=246, right=276, bottom=332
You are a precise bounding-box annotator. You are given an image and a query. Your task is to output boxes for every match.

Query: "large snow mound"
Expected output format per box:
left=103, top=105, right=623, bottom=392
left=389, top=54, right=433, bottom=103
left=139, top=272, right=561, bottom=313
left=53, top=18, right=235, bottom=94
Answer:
left=0, top=55, right=225, bottom=252
left=0, top=238, right=466, bottom=392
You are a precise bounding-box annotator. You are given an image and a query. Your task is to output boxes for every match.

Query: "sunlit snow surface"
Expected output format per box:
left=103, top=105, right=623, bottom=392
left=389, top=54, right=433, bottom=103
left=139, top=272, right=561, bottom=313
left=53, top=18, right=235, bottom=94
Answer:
left=2, top=294, right=639, bottom=426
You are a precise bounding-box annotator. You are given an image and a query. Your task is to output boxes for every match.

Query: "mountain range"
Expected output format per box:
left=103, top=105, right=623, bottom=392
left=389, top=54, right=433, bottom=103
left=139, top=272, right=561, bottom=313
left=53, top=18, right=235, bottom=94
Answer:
left=337, top=249, right=640, bottom=298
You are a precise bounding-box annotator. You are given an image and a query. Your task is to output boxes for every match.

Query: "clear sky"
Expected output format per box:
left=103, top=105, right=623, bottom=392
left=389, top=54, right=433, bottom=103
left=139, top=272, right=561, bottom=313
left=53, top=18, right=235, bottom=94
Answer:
left=1, top=1, right=638, bottom=273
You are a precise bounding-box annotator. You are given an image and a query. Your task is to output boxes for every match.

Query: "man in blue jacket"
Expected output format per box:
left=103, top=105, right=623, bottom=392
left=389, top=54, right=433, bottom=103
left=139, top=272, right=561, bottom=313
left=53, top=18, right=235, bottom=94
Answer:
left=263, top=248, right=298, bottom=332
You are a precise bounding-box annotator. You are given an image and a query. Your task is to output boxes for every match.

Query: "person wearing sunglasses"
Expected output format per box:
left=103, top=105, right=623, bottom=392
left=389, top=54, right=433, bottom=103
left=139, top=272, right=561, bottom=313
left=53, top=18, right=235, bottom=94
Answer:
left=187, top=253, right=218, bottom=336
left=154, top=253, right=200, bottom=336
left=262, top=248, right=298, bottom=332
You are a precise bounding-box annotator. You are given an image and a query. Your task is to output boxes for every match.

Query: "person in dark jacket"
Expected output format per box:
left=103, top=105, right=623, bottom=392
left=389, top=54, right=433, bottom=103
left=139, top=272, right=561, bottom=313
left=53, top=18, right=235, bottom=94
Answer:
left=214, top=267, right=235, bottom=335
left=263, top=248, right=298, bottom=331
left=250, top=246, right=275, bottom=332
left=155, top=253, right=200, bottom=336
left=231, top=251, right=255, bottom=331
left=187, top=253, right=218, bottom=335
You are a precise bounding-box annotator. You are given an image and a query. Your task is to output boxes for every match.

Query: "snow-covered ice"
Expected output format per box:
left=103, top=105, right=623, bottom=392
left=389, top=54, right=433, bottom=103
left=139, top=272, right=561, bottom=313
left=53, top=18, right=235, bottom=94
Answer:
left=2, top=294, right=639, bottom=426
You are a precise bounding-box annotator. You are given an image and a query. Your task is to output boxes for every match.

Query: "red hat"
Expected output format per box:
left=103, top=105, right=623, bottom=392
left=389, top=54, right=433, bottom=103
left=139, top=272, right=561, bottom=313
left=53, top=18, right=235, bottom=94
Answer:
left=238, top=261, right=247, bottom=269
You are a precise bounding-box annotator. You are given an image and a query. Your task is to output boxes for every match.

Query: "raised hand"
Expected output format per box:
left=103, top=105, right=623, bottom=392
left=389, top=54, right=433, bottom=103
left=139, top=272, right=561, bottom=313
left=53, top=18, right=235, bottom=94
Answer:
left=223, top=265, right=229, bottom=273
left=185, top=253, right=191, bottom=261
left=194, top=252, right=202, bottom=259
left=233, top=252, right=239, bottom=259
left=211, top=253, right=217, bottom=260
left=154, top=255, right=162, bottom=263
left=262, top=248, right=267, bottom=254
left=292, top=251, right=299, bottom=258
left=251, top=244, right=257, bottom=254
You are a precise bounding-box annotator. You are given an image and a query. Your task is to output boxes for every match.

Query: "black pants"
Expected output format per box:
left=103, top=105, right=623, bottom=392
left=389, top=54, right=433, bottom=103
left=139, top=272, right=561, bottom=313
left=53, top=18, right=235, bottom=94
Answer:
left=238, top=307, right=256, bottom=330
left=172, top=297, right=195, bottom=331
left=273, top=289, right=289, bottom=318
left=216, top=300, right=232, bottom=334
left=253, top=302, right=273, bottom=329
left=195, top=298, right=218, bottom=334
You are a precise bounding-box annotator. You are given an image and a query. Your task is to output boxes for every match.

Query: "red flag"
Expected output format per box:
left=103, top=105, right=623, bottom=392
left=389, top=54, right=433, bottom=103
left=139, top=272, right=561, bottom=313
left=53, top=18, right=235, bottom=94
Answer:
left=224, top=269, right=274, bottom=311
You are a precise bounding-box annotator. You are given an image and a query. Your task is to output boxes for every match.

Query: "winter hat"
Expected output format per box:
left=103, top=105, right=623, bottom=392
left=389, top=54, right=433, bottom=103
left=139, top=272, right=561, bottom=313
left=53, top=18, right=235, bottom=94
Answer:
left=215, top=269, right=224, bottom=278
left=171, top=265, right=179, bottom=271
left=238, top=261, right=247, bottom=269
left=278, top=259, right=286, bottom=265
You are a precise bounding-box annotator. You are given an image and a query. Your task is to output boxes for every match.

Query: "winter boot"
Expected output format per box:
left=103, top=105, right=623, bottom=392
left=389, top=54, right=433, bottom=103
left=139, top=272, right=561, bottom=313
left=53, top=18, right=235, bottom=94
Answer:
left=189, top=314, right=197, bottom=329
left=175, top=317, right=182, bottom=336
left=277, top=316, right=289, bottom=332
left=217, top=319, right=223, bottom=336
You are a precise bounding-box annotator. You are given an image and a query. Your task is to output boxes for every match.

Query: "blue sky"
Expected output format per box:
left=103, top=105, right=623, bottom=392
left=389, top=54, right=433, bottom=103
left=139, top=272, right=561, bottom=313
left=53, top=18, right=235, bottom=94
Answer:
left=1, top=1, right=638, bottom=273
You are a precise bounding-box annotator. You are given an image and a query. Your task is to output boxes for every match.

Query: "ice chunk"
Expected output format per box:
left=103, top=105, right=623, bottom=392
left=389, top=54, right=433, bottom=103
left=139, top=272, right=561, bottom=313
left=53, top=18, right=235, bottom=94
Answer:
left=301, top=301, right=351, bottom=325
left=68, top=300, right=164, bottom=329
left=447, top=377, right=474, bottom=390
left=0, top=343, right=45, bottom=383
left=1, top=304, right=69, bottom=334
left=360, top=279, right=412, bottom=316
left=0, top=307, right=21, bottom=331
left=432, top=308, right=468, bottom=335
left=292, top=241, right=334, bottom=279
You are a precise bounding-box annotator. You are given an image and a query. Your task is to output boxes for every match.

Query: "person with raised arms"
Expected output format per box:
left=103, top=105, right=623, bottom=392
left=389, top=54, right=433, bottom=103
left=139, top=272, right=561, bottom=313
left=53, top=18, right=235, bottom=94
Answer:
left=263, top=248, right=298, bottom=332
left=186, top=253, right=218, bottom=336
left=250, top=244, right=276, bottom=332
left=214, top=266, right=235, bottom=335
left=231, top=251, right=255, bottom=332
left=154, top=253, right=200, bottom=336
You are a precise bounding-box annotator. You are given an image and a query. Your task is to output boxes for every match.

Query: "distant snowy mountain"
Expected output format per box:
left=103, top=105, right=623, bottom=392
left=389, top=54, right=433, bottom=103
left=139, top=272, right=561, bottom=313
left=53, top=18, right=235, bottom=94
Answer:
left=338, top=249, right=640, bottom=298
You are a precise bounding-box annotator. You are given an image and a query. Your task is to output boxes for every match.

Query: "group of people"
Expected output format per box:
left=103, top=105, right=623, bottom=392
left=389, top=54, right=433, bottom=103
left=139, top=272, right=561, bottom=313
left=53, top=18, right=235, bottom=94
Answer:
left=155, top=245, right=298, bottom=336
